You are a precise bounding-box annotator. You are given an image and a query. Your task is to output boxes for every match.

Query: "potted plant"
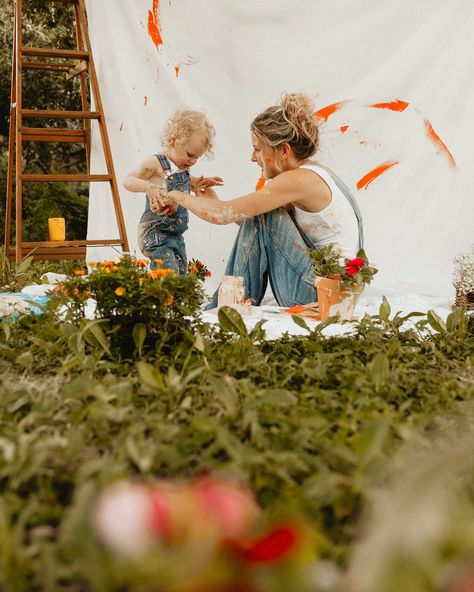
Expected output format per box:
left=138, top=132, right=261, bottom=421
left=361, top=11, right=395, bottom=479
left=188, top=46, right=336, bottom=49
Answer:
left=453, top=244, right=474, bottom=311
left=308, top=244, right=378, bottom=320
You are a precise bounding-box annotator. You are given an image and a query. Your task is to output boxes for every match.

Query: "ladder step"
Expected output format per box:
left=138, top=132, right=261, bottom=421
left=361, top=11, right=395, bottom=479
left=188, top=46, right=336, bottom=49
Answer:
left=21, top=47, right=89, bottom=60
left=21, top=174, right=112, bottom=182
left=22, top=61, right=76, bottom=72
left=21, top=109, right=100, bottom=119
left=20, top=240, right=123, bottom=248
left=8, top=247, right=87, bottom=261
left=21, top=127, right=86, bottom=143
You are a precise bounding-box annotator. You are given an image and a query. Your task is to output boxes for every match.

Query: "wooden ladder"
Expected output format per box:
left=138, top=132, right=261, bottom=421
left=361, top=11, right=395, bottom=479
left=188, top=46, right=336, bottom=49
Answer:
left=4, top=0, right=129, bottom=267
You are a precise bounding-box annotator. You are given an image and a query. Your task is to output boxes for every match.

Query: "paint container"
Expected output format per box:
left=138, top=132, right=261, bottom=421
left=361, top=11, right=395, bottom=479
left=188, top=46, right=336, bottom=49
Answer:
left=217, top=275, right=250, bottom=315
left=48, top=218, right=65, bottom=241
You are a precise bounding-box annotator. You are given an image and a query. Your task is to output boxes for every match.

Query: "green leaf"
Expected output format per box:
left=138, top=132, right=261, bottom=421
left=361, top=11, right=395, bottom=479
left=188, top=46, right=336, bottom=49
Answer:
left=16, top=351, right=34, bottom=369
left=217, top=306, right=248, bottom=336
left=137, top=361, right=163, bottom=389
left=367, top=353, right=390, bottom=390
left=379, top=296, right=391, bottom=321
left=132, top=323, right=147, bottom=356
left=427, top=310, right=447, bottom=333
left=193, top=331, right=205, bottom=352
left=85, top=320, right=112, bottom=358
left=291, top=315, right=311, bottom=331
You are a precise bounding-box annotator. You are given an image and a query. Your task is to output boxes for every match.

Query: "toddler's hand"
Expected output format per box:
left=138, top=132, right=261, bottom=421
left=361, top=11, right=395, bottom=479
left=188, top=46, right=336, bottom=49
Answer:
left=149, top=188, right=175, bottom=216
left=194, top=175, right=223, bottom=196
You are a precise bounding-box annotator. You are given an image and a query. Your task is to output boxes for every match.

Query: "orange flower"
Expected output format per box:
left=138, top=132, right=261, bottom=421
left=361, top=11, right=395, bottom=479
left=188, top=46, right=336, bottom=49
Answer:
left=135, top=259, right=149, bottom=267
left=74, top=269, right=86, bottom=276
left=149, top=268, right=176, bottom=279
left=115, top=287, right=126, bottom=296
left=73, top=287, right=80, bottom=296
left=88, top=261, right=97, bottom=268
left=164, top=295, right=174, bottom=307
left=100, top=260, right=116, bottom=268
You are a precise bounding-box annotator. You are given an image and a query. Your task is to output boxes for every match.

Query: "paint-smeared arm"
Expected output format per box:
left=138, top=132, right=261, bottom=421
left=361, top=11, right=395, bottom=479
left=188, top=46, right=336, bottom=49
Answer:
left=161, top=172, right=300, bottom=225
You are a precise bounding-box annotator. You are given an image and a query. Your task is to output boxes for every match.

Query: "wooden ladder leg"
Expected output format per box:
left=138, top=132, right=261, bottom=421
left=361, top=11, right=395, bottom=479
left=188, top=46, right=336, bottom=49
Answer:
left=3, top=16, right=17, bottom=283
left=14, top=0, right=24, bottom=267
left=74, top=1, right=91, bottom=173
left=76, top=0, right=130, bottom=254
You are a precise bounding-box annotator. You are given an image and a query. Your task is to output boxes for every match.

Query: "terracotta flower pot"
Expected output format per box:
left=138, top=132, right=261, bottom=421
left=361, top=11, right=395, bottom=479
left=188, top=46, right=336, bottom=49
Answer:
left=315, top=276, right=363, bottom=321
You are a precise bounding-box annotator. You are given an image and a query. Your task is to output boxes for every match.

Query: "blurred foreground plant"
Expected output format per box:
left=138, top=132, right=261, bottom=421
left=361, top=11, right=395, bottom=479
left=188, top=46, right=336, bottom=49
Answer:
left=89, top=476, right=318, bottom=592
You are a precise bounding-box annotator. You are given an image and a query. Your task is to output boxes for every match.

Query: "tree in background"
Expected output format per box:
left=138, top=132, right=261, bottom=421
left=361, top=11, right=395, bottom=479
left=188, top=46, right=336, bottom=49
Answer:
left=0, top=0, right=89, bottom=245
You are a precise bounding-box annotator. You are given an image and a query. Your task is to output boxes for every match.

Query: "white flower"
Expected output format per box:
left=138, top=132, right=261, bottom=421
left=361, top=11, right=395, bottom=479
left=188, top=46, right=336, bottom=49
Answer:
left=93, top=482, right=161, bottom=557
left=453, top=244, right=474, bottom=293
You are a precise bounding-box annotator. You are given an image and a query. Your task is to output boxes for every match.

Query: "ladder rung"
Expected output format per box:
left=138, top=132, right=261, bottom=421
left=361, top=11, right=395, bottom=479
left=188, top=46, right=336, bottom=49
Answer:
left=21, top=174, right=112, bottom=182
left=22, top=61, right=76, bottom=72
left=21, top=127, right=86, bottom=143
left=20, top=240, right=123, bottom=248
left=8, top=247, right=86, bottom=261
left=21, top=109, right=100, bottom=119
left=21, top=47, right=89, bottom=60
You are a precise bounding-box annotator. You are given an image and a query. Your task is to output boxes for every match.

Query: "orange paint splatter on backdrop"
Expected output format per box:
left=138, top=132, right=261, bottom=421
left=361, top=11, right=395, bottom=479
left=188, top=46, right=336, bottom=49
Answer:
left=356, top=161, right=399, bottom=190
left=147, top=0, right=163, bottom=49
left=255, top=177, right=265, bottom=191
left=370, top=99, right=409, bottom=112
left=340, top=125, right=349, bottom=133
left=144, top=96, right=148, bottom=107
left=424, top=118, right=457, bottom=168
left=174, top=65, right=180, bottom=77
left=314, top=101, right=347, bottom=122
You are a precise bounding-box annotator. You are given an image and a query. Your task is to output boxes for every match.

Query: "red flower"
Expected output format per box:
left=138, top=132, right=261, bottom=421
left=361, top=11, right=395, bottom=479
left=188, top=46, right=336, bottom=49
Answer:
left=238, top=524, right=299, bottom=564
left=205, top=270, right=212, bottom=277
left=345, top=257, right=366, bottom=276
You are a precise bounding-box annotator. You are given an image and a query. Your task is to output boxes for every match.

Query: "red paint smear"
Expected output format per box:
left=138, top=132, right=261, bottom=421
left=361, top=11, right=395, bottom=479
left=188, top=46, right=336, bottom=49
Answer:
left=340, top=125, right=349, bottom=134
left=356, top=161, right=399, bottom=190
left=255, top=177, right=265, bottom=191
left=174, top=65, right=180, bottom=77
left=370, top=99, right=409, bottom=112
left=314, top=101, right=346, bottom=122
left=119, top=122, right=124, bottom=132
left=147, top=0, right=163, bottom=49
left=144, top=96, right=148, bottom=107
left=424, top=118, right=457, bottom=168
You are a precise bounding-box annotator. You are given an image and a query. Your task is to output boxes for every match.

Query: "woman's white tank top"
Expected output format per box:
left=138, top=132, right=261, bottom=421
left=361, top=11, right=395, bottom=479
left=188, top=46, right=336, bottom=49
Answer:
left=293, top=163, right=359, bottom=258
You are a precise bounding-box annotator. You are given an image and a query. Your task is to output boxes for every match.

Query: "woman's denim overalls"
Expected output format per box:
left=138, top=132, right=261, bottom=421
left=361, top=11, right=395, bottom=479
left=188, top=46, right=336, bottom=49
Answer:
left=206, top=165, right=364, bottom=309
left=137, top=154, right=190, bottom=274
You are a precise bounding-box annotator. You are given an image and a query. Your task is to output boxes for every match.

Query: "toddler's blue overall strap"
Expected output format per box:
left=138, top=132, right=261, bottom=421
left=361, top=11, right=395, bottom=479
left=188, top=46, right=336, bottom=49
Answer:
left=155, top=154, right=172, bottom=176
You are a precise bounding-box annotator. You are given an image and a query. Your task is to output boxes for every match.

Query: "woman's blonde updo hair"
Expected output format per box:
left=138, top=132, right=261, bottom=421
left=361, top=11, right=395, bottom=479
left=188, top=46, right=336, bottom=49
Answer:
left=161, top=109, right=215, bottom=158
left=251, top=93, right=319, bottom=161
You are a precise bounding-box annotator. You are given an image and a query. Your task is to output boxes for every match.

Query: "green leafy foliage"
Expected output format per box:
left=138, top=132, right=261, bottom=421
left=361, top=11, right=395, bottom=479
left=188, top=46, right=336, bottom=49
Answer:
left=0, top=277, right=473, bottom=589
left=50, top=255, right=205, bottom=358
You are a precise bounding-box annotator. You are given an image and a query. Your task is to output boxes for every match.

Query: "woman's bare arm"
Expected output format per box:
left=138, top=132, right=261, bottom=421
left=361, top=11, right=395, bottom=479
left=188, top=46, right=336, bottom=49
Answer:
left=162, top=169, right=313, bottom=225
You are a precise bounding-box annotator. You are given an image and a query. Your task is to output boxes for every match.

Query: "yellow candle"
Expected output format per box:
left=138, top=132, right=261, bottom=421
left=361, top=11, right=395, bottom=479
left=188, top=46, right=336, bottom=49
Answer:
left=48, top=218, right=65, bottom=241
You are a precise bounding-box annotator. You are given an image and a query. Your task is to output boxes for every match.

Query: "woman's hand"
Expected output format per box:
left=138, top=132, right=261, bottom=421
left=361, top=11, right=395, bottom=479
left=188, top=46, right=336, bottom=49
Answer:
left=148, top=183, right=176, bottom=216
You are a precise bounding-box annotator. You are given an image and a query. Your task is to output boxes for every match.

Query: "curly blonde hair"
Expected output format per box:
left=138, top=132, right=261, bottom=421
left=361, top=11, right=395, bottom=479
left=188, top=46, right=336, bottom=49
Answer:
left=161, top=109, right=215, bottom=158
left=251, top=93, right=319, bottom=161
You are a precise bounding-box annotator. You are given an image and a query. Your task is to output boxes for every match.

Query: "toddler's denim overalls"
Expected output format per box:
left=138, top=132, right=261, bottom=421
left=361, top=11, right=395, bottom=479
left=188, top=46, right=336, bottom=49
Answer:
left=137, top=154, right=190, bottom=274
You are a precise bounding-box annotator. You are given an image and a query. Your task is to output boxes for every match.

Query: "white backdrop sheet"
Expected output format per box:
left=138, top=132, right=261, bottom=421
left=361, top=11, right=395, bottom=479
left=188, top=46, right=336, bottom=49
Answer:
left=85, top=0, right=474, bottom=302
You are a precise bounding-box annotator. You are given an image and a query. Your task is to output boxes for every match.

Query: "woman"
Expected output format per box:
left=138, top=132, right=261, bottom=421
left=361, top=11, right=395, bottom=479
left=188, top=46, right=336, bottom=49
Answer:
left=158, top=93, right=363, bottom=307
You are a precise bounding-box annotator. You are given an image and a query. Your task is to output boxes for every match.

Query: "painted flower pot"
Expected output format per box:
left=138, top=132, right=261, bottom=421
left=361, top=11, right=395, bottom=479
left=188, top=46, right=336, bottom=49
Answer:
left=316, top=276, right=363, bottom=321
